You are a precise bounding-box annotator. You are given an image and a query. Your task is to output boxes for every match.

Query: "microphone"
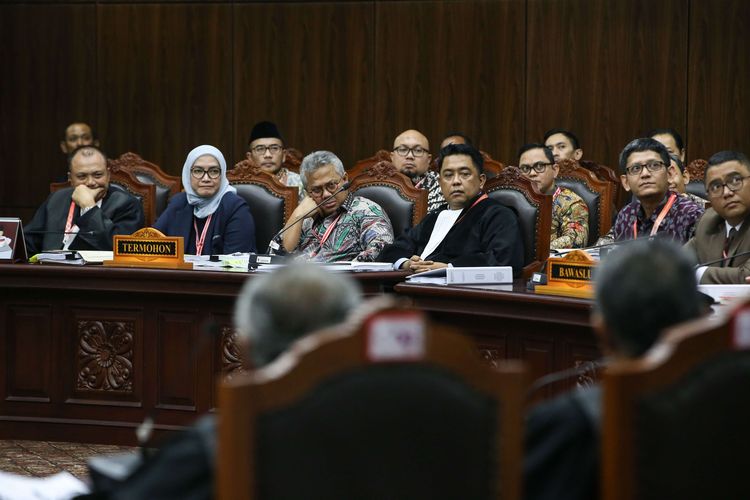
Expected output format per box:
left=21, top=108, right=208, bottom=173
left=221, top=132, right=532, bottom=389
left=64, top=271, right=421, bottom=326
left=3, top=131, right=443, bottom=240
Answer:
left=695, top=248, right=750, bottom=269
left=266, top=182, right=351, bottom=254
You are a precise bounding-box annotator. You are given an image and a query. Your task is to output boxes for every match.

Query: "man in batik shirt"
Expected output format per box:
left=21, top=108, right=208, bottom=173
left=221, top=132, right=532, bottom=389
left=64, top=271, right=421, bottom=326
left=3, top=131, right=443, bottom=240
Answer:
left=273, top=150, right=394, bottom=262
left=390, top=129, right=446, bottom=212
left=518, top=143, right=589, bottom=249
left=611, top=138, right=704, bottom=243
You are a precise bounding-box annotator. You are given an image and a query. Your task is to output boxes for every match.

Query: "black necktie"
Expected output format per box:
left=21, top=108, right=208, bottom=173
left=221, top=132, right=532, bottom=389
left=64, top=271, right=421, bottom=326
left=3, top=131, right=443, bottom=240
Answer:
left=723, top=227, right=738, bottom=266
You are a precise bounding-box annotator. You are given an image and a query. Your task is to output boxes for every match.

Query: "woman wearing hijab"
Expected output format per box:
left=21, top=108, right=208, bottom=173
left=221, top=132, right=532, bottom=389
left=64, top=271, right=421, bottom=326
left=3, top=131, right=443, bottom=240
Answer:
left=154, top=145, right=256, bottom=255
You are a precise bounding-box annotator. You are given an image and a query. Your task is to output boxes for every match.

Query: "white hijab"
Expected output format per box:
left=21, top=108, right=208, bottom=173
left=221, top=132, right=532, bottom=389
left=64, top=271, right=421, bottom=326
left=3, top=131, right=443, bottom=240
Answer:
left=182, top=145, right=236, bottom=219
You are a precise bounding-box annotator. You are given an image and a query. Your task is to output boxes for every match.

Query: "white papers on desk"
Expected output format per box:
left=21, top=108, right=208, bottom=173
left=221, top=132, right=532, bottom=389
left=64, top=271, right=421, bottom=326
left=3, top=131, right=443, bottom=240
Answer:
left=77, top=250, right=113, bottom=263
left=698, top=284, right=750, bottom=305
left=186, top=253, right=250, bottom=271
left=254, top=261, right=395, bottom=273
left=0, top=471, right=89, bottom=500
left=32, top=250, right=113, bottom=265
left=406, top=266, right=513, bottom=285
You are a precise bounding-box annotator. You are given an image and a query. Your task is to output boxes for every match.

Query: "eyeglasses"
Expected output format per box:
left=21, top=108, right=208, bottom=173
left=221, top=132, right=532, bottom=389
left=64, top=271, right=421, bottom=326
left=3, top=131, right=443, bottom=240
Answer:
left=190, top=167, right=222, bottom=179
left=519, top=162, right=552, bottom=174
left=625, top=160, right=666, bottom=176
left=707, top=174, right=750, bottom=198
left=308, top=178, right=343, bottom=197
left=250, top=144, right=283, bottom=155
left=393, top=145, right=429, bottom=158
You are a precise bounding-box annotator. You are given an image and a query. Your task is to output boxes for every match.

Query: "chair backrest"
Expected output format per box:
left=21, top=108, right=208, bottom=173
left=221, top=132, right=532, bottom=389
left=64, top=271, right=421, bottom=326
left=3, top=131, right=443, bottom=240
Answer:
left=108, top=152, right=180, bottom=219
left=50, top=169, right=156, bottom=227
left=484, top=167, right=552, bottom=277
left=227, top=160, right=299, bottom=251
left=351, top=149, right=392, bottom=173
left=555, top=159, right=614, bottom=245
left=685, top=158, right=708, bottom=200
left=602, top=298, right=750, bottom=500
left=217, top=307, right=527, bottom=500
left=348, top=160, right=428, bottom=237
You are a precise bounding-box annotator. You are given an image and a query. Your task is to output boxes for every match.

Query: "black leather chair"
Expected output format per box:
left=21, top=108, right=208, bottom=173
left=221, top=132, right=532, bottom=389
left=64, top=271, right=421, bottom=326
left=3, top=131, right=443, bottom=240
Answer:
left=555, top=158, right=614, bottom=245
left=227, top=160, right=298, bottom=251
left=108, top=152, right=180, bottom=219
left=217, top=307, right=527, bottom=500
left=348, top=161, right=428, bottom=238
left=485, top=167, right=552, bottom=277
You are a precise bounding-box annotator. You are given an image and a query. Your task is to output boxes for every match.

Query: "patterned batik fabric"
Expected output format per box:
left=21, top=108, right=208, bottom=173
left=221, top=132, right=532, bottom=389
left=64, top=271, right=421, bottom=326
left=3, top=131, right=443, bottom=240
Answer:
left=550, top=186, right=589, bottom=249
left=280, top=168, right=305, bottom=200
left=612, top=191, right=705, bottom=244
left=293, top=194, right=394, bottom=262
left=413, top=170, right=446, bottom=212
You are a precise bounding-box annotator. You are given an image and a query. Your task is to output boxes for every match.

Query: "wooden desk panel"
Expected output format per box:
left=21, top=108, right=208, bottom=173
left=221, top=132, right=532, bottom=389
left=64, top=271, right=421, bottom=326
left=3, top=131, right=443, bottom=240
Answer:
left=0, top=264, right=598, bottom=444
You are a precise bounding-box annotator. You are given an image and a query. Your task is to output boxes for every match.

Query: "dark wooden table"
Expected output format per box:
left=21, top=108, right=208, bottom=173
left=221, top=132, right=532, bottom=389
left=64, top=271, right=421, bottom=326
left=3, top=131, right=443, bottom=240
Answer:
left=0, top=264, right=599, bottom=444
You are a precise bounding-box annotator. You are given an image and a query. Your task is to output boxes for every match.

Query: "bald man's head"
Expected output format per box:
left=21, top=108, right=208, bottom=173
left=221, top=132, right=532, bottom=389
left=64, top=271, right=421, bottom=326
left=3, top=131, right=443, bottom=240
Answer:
left=390, top=129, right=432, bottom=179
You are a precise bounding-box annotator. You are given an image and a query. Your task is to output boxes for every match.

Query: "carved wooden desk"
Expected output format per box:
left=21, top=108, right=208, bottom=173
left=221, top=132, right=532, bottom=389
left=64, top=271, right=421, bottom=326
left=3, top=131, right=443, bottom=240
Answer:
left=0, top=265, right=598, bottom=444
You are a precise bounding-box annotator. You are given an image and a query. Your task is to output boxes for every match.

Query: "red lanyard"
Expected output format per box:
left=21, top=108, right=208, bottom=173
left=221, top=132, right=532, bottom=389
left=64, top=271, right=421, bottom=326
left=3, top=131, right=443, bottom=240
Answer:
left=65, top=201, right=76, bottom=233
left=633, top=193, right=677, bottom=239
left=311, top=212, right=343, bottom=256
left=454, top=193, right=488, bottom=226
left=193, top=214, right=213, bottom=255
left=414, top=176, right=426, bottom=189
left=553, top=186, right=561, bottom=199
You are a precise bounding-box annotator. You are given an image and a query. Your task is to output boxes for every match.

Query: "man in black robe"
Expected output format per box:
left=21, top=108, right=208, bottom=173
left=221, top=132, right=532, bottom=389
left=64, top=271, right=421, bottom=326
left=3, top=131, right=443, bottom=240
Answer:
left=377, top=143, right=524, bottom=276
left=25, top=145, right=143, bottom=255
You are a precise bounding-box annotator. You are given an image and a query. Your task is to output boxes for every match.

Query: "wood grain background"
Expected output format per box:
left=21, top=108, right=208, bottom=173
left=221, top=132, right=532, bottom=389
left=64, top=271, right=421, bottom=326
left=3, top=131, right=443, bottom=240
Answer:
left=2, top=0, right=749, bottom=221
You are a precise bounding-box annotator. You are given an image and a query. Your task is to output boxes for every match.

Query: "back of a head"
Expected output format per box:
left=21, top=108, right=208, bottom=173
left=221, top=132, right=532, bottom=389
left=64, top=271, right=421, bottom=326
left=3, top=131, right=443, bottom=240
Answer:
left=234, top=263, right=362, bottom=367
left=594, top=239, right=702, bottom=357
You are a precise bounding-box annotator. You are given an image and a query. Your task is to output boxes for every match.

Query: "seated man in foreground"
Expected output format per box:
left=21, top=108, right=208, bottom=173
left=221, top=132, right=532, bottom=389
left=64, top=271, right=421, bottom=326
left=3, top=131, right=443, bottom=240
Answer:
left=524, top=239, right=704, bottom=500
left=611, top=137, right=703, bottom=243
left=518, top=143, right=589, bottom=249
left=378, top=143, right=524, bottom=276
left=272, top=150, right=394, bottom=262
left=687, top=150, right=750, bottom=283
left=25, top=145, right=144, bottom=255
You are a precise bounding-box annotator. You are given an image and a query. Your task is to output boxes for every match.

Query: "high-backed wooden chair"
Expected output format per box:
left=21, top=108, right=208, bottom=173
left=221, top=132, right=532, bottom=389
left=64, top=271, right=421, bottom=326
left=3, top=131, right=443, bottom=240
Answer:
left=685, top=158, right=708, bottom=200
left=580, top=159, right=627, bottom=210
left=555, top=159, right=614, bottom=245
left=351, top=149, right=392, bottom=173
left=217, top=307, right=528, bottom=500
left=602, top=298, right=750, bottom=500
left=485, top=167, right=552, bottom=278
left=108, top=152, right=180, bottom=219
left=50, top=169, right=156, bottom=227
left=348, top=160, right=428, bottom=237
left=227, top=160, right=299, bottom=252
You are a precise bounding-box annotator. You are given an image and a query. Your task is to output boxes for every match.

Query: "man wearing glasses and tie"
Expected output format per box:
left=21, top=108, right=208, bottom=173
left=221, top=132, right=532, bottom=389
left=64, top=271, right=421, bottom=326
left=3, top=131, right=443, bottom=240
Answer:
left=687, top=150, right=750, bottom=283
left=390, top=129, right=445, bottom=212
left=612, top=137, right=704, bottom=243
left=274, top=151, right=394, bottom=262
left=518, top=143, right=589, bottom=249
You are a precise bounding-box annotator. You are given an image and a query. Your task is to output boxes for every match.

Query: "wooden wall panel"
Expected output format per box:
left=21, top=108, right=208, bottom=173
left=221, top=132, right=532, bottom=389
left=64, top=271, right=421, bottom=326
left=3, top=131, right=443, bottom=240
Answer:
left=526, top=0, right=689, bottom=168
left=233, top=2, right=375, bottom=169
left=688, top=0, right=750, bottom=161
left=156, top=311, right=199, bottom=411
left=374, top=0, right=525, bottom=164
left=0, top=4, right=97, bottom=221
left=5, top=305, right=53, bottom=402
left=97, top=3, right=233, bottom=177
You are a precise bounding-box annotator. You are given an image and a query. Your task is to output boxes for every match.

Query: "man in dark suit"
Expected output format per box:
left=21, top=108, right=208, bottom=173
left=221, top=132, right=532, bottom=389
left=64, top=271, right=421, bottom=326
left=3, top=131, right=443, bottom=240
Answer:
left=25, top=145, right=144, bottom=255
left=377, top=143, right=524, bottom=276
left=687, top=150, right=750, bottom=283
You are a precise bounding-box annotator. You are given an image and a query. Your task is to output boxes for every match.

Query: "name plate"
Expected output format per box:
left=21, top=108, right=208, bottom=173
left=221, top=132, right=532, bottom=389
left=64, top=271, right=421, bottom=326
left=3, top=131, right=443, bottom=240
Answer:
left=535, top=250, right=596, bottom=299
left=104, top=228, right=192, bottom=269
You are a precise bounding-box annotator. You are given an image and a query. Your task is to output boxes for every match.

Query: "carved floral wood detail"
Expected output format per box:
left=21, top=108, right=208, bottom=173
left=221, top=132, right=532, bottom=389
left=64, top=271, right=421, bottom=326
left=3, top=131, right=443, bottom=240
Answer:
left=478, top=348, right=504, bottom=368
left=227, top=159, right=264, bottom=180
left=492, top=165, right=525, bottom=185
left=76, top=320, right=134, bottom=392
left=221, top=326, right=245, bottom=380
left=686, top=158, right=707, bottom=182
left=363, top=160, right=400, bottom=180
left=574, top=359, right=600, bottom=388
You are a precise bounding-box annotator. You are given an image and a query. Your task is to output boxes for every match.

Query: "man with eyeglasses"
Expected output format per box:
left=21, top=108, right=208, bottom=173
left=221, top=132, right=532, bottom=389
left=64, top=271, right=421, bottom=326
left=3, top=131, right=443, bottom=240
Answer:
left=518, top=143, right=589, bottom=249
left=390, top=129, right=445, bottom=212
left=273, top=150, right=393, bottom=262
left=611, top=138, right=703, bottom=244
left=378, top=143, right=523, bottom=275
left=25, top=145, right=144, bottom=255
left=686, top=151, right=750, bottom=283
left=246, top=121, right=303, bottom=197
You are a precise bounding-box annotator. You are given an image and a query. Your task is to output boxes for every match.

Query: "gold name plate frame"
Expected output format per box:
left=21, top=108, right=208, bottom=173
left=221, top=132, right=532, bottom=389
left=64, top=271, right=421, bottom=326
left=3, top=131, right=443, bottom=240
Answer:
left=534, top=250, right=595, bottom=299
left=104, top=228, right=193, bottom=270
